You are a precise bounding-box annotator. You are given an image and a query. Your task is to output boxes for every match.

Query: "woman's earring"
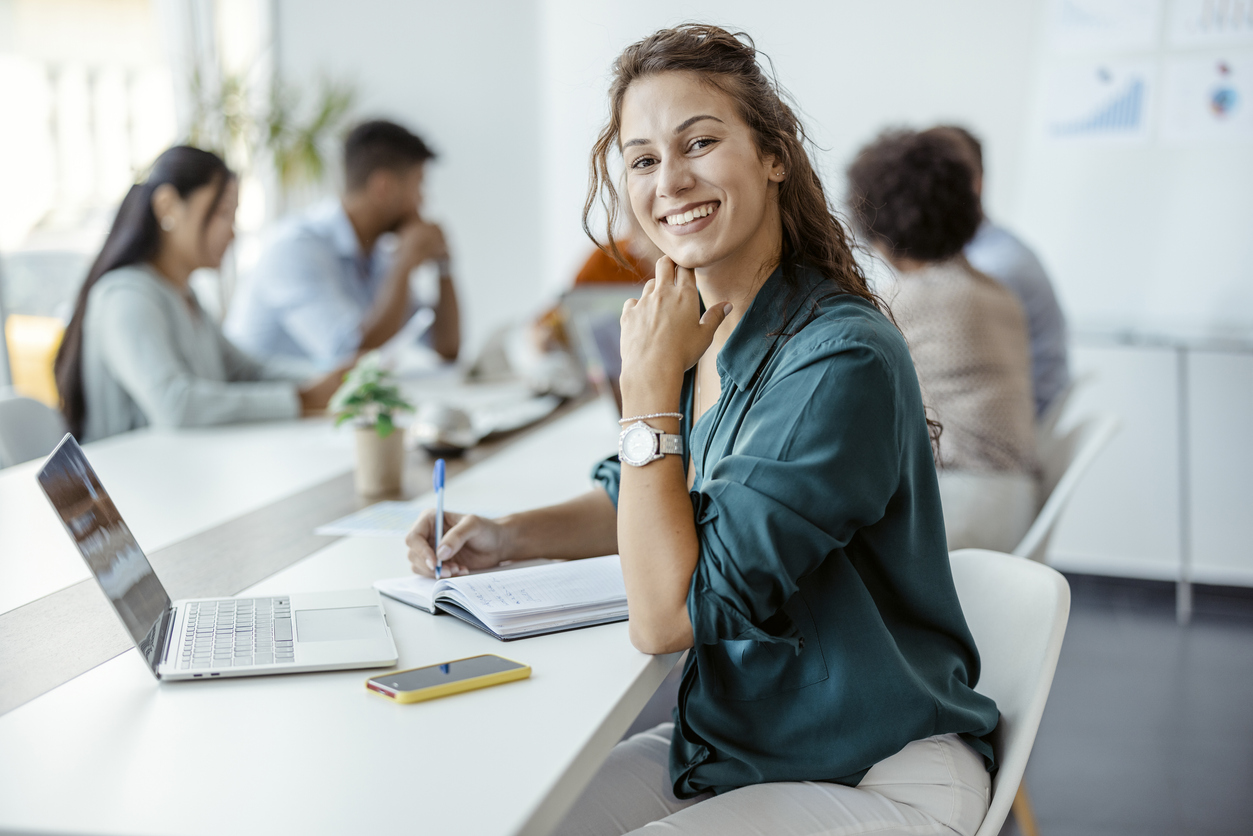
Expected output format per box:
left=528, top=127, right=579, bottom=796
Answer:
left=160, top=216, right=176, bottom=231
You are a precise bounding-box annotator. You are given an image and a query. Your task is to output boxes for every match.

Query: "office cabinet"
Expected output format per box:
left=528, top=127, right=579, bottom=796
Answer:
left=1048, top=345, right=1181, bottom=580
left=1188, top=352, right=1253, bottom=587
left=1048, top=342, right=1253, bottom=590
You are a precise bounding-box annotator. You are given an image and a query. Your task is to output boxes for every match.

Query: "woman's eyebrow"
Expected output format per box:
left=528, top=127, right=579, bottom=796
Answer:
left=674, top=114, right=723, bottom=133
left=622, top=114, right=725, bottom=149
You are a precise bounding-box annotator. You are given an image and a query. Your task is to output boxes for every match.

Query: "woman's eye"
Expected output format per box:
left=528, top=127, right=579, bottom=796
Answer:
left=631, top=156, right=657, bottom=170
left=689, top=137, right=716, bottom=152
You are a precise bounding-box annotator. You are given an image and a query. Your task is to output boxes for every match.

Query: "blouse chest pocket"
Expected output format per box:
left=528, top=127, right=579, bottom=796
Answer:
left=706, top=593, right=829, bottom=702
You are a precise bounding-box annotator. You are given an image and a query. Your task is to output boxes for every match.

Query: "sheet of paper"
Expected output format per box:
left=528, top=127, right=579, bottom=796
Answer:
left=1169, top=0, right=1253, bottom=47
left=1042, top=59, right=1155, bottom=144
left=315, top=500, right=508, bottom=537
left=1046, top=0, right=1163, bottom=52
left=1160, top=54, right=1253, bottom=144
left=316, top=500, right=434, bottom=537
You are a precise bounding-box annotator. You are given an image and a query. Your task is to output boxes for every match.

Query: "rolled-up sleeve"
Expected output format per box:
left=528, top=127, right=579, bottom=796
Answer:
left=686, top=340, right=902, bottom=649
left=97, top=284, right=300, bottom=427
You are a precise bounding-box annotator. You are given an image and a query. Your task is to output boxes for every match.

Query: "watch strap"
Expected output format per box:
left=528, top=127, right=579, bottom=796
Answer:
left=658, top=434, right=684, bottom=456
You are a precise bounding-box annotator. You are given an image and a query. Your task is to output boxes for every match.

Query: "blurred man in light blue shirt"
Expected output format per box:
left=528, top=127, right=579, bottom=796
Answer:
left=931, top=126, right=1071, bottom=418
left=226, top=120, right=460, bottom=369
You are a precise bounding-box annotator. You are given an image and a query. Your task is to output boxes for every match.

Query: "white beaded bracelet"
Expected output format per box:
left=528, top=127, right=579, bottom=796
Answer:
left=618, top=412, right=683, bottom=425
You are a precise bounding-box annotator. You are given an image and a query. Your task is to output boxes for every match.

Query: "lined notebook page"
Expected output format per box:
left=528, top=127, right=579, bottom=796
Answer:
left=374, top=557, right=561, bottom=613
left=445, top=555, right=624, bottom=614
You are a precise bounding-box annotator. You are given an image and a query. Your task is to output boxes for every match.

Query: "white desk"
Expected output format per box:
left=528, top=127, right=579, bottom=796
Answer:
left=0, top=420, right=355, bottom=615
left=0, top=399, right=679, bottom=835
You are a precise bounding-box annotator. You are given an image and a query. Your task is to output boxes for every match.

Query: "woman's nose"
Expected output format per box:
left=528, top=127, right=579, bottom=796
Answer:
left=657, top=156, right=695, bottom=199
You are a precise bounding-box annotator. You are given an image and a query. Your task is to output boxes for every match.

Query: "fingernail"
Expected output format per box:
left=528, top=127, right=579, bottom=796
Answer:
left=436, top=545, right=452, bottom=561
left=426, top=558, right=434, bottom=570
left=723, top=303, right=733, bottom=314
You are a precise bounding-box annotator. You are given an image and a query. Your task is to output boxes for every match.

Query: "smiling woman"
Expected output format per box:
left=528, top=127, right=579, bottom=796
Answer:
left=404, top=24, right=1000, bottom=836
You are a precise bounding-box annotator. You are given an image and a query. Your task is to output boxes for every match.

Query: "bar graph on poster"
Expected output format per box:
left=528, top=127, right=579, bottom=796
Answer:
left=1044, top=60, right=1155, bottom=142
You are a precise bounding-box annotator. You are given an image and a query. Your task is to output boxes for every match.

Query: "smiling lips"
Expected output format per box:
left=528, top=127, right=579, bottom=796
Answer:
left=661, top=202, right=719, bottom=227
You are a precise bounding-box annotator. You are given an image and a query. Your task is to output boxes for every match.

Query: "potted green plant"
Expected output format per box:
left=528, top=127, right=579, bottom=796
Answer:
left=330, top=352, right=414, bottom=497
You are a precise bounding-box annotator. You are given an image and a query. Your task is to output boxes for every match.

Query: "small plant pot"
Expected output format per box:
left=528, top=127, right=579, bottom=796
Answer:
left=354, top=426, right=405, bottom=497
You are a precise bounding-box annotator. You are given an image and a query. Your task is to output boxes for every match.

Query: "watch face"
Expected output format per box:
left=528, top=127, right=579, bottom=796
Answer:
left=621, top=425, right=656, bottom=465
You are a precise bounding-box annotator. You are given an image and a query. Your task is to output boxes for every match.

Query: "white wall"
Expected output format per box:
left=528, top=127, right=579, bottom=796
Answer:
left=274, top=0, right=544, bottom=353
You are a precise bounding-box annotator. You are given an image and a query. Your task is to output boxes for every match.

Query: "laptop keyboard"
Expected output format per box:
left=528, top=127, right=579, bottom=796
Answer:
left=179, top=597, right=294, bottom=669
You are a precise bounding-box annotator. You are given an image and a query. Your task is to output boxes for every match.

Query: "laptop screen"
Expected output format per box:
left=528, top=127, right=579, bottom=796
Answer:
left=37, top=435, right=171, bottom=675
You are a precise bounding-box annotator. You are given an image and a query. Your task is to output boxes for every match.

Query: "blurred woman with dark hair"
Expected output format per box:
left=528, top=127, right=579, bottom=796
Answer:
left=848, top=128, right=1038, bottom=553
left=54, top=146, right=342, bottom=442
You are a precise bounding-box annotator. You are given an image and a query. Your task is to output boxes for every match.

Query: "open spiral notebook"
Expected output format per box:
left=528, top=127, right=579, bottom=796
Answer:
left=374, top=555, right=628, bottom=641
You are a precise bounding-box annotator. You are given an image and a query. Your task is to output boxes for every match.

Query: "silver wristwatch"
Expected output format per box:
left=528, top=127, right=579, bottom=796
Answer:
left=618, top=421, right=684, bottom=467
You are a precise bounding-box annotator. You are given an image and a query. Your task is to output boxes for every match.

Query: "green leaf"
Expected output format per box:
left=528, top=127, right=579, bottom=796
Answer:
left=376, top=413, right=395, bottom=439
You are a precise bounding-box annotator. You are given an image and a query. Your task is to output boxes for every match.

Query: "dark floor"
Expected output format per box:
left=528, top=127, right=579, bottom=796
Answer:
left=998, top=575, right=1253, bottom=836
left=627, top=575, right=1253, bottom=836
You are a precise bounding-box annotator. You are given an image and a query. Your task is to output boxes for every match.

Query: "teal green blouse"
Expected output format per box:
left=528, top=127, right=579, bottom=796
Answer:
left=593, top=265, right=999, bottom=798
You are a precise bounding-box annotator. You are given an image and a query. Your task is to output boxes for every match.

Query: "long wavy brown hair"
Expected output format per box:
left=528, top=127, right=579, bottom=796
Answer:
left=583, top=24, right=880, bottom=318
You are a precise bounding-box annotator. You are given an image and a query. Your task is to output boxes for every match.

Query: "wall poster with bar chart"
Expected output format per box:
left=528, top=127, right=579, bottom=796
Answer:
left=1042, top=59, right=1156, bottom=142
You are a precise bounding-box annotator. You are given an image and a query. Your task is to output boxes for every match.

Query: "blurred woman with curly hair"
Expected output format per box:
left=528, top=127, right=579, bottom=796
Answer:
left=848, top=127, right=1038, bottom=553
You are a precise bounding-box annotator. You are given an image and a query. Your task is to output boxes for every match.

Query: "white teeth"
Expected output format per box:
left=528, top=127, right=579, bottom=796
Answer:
left=664, top=203, right=716, bottom=226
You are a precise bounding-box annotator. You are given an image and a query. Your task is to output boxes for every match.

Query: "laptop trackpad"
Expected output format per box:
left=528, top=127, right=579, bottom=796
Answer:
left=296, top=607, right=383, bottom=642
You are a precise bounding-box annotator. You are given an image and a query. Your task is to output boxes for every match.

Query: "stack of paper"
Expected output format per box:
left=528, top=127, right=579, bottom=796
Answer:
left=375, top=555, right=627, bottom=641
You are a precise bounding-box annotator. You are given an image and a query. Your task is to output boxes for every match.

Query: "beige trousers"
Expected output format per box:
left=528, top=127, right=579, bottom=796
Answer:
left=554, top=724, right=991, bottom=836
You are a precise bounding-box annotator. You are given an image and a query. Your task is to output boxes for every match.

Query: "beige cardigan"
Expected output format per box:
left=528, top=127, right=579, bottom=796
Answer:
left=887, top=257, right=1037, bottom=475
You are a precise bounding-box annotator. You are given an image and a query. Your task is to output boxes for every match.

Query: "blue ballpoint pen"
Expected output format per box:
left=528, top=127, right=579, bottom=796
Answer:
left=433, top=459, right=446, bottom=579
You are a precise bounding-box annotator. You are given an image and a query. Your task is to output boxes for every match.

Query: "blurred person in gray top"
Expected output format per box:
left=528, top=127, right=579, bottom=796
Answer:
left=53, top=147, right=343, bottom=443
left=929, top=125, right=1070, bottom=418
left=848, top=128, right=1038, bottom=553
left=226, top=120, right=460, bottom=368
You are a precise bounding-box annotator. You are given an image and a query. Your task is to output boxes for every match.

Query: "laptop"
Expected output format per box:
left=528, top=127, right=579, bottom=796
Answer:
left=37, top=434, right=399, bottom=681
left=559, top=283, right=638, bottom=417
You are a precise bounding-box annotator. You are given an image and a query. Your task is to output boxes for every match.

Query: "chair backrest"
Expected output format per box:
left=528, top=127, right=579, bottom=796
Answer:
left=950, top=549, right=1070, bottom=836
left=0, top=395, right=68, bottom=467
left=1014, top=413, right=1120, bottom=563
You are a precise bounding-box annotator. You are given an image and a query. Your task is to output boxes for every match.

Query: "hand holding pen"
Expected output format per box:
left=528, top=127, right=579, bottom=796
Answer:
left=404, top=465, right=513, bottom=578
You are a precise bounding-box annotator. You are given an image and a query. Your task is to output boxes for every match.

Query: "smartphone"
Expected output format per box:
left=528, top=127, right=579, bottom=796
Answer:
left=365, top=654, right=531, bottom=703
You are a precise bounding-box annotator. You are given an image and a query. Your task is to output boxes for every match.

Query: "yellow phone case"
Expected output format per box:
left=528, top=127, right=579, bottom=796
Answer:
left=365, top=654, right=531, bottom=703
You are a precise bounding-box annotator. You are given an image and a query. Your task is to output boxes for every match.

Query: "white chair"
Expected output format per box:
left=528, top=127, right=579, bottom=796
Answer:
left=1014, top=413, right=1120, bottom=563
left=0, top=394, right=68, bottom=467
left=950, top=549, right=1071, bottom=836
left=1033, top=373, right=1091, bottom=449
